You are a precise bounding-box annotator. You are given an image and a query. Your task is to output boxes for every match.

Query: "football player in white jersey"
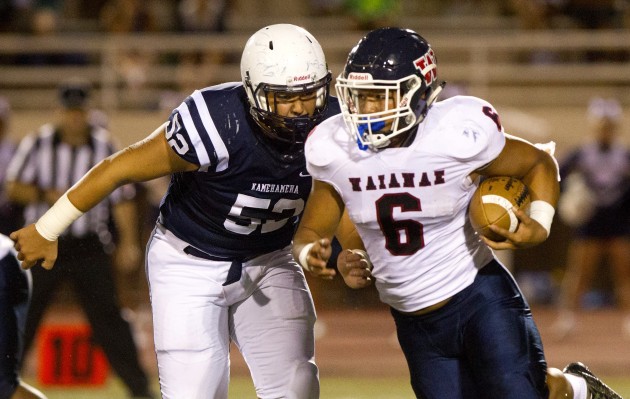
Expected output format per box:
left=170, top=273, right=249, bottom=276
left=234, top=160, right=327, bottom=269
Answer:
left=10, top=24, right=341, bottom=399
left=293, top=27, right=622, bottom=399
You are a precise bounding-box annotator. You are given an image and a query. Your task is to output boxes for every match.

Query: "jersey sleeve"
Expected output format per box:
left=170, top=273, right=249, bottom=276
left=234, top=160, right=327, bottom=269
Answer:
left=165, top=90, right=230, bottom=173
left=304, top=117, right=346, bottom=182
left=432, top=97, right=506, bottom=170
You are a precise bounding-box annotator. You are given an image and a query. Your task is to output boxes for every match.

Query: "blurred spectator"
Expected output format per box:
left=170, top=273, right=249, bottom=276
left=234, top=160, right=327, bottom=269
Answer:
left=175, top=50, right=226, bottom=95
left=510, top=0, right=560, bottom=30
left=309, top=0, right=345, bottom=16
left=99, top=0, right=167, bottom=108
left=563, top=0, right=627, bottom=29
left=5, top=79, right=155, bottom=398
left=14, top=5, right=89, bottom=65
left=174, top=0, right=229, bottom=101
left=553, top=97, right=630, bottom=340
left=510, top=0, right=627, bottom=30
left=563, top=0, right=629, bottom=61
left=99, top=0, right=158, bottom=33
left=0, top=0, right=33, bottom=32
left=508, top=0, right=566, bottom=63
left=343, top=0, right=400, bottom=30
left=0, top=96, right=23, bottom=236
left=509, top=0, right=629, bottom=61
left=177, top=0, right=228, bottom=32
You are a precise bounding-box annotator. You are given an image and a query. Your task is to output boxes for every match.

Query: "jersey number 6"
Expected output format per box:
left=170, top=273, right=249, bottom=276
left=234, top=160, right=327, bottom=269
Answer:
left=376, top=193, right=425, bottom=256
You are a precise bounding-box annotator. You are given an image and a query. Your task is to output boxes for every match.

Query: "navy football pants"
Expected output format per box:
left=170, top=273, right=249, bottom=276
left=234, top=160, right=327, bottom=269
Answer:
left=391, top=260, right=549, bottom=399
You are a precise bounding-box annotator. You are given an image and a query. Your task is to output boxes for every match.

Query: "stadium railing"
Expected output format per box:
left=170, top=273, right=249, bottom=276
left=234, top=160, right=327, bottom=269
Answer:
left=0, top=29, right=629, bottom=110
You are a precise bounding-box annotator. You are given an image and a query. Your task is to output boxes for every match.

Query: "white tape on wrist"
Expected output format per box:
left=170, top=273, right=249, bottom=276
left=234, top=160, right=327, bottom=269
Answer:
left=35, top=193, right=84, bottom=241
left=528, top=200, right=555, bottom=237
left=350, top=249, right=373, bottom=271
left=298, top=243, right=314, bottom=272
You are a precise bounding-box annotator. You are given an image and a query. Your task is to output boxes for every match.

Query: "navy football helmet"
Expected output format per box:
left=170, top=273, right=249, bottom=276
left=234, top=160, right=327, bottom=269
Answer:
left=336, top=27, right=445, bottom=150
left=241, top=24, right=332, bottom=151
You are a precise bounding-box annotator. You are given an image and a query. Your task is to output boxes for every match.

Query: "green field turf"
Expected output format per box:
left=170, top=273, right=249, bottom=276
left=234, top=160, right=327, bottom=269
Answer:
left=25, top=375, right=630, bottom=398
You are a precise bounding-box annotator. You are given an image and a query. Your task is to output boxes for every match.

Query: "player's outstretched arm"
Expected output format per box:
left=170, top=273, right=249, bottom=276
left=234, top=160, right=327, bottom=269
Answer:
left=68, top=122, right=198, bottom=211
left=10, top=123, right=198, bottom=270
left=293, top=180, right=344, bottom=280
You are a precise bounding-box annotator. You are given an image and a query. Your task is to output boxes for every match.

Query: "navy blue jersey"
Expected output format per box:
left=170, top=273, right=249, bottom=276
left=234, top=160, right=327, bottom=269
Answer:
left=0, top=235, right=29, bottom=397
left=160, top=82, right=340, bottom=259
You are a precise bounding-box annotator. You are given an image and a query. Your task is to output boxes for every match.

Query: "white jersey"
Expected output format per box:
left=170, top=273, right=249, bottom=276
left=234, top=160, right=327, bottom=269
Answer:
left=306, top=95, right=506, bottom=312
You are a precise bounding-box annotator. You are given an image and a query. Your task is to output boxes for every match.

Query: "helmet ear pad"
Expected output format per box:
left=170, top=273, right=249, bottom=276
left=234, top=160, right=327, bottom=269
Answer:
left=400, top=78, right=428, bottom=129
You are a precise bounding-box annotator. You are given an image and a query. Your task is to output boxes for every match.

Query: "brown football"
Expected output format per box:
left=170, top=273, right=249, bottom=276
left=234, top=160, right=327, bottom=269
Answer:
left=468, top=176, right=531, bottom=241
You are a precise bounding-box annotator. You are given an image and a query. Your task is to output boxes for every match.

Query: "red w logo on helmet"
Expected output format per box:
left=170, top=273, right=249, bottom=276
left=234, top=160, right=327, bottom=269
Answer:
left=413, top=48, right=437, bottom=86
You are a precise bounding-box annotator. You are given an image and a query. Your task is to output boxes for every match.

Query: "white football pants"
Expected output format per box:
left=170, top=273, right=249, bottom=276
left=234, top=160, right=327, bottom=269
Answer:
left=146, top=225, right=319, bottom=399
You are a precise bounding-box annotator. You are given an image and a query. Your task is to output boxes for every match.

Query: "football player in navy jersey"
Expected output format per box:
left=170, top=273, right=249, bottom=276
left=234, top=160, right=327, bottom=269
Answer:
left=0, top=233, right=47, bottom=399
left=10, top=24, right=340, bottom=399
left=293, top=27, right=622, bottom=399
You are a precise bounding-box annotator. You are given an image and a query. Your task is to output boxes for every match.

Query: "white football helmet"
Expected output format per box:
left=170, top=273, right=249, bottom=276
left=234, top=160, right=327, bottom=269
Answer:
left=240, top=24, right=331, bottom=147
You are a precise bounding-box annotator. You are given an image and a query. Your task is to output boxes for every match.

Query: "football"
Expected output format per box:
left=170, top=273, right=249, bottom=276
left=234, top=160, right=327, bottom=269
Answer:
left=468, top=176, right=531, bottom=241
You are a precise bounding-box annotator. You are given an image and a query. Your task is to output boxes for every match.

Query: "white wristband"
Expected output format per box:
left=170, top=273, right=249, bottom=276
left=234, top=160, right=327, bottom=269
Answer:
left=298, top=243, right=314, bottom=272
left=528, top=200, right=555, bottom=237
left=35, top=193, right=84, bottom=241
left=350, top=249, right=373, bottom=271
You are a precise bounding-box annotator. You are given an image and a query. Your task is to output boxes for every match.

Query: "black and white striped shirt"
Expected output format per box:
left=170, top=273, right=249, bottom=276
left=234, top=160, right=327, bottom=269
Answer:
left=6, top=123, right=134, bottom=243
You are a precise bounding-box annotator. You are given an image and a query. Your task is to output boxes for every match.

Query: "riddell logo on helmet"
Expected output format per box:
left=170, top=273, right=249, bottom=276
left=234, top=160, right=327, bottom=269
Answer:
left=347, top=73, right=372, bottom=81
left=413, top=48, right=437, bottom=86
left=287, top=74, right=315, bottom=84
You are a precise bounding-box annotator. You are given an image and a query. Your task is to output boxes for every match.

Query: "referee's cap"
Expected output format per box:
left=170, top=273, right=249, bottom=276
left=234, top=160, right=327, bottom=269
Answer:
left=58, top=78, right=91, bottom=109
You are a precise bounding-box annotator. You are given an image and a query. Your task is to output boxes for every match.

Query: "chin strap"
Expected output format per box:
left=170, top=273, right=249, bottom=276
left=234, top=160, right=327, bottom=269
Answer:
left=427, top=81, right=446, bottom=107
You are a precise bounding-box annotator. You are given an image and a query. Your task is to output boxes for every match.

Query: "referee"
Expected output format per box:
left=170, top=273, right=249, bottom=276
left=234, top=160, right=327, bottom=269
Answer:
left=5, top=79, right=154, bottom=399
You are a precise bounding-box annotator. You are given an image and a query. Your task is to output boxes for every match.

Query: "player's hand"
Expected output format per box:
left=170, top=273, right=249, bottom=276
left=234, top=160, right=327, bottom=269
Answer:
left=10, top=224, right=59, bottom=270
left=303, top=238, right=336, bottom=280
left=337, top=249, right=373, bottom=289
left=481, top=207, right=549, bottom=250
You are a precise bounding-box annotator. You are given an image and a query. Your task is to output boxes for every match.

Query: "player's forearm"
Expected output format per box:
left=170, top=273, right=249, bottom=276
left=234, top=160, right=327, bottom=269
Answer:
left=67, top=126, right=187, bottom=212
left=334, top=211, right=365, bottom=251
left=293, top=181, right=341, bottom=249
left=521, top=150, right=560, bottom=206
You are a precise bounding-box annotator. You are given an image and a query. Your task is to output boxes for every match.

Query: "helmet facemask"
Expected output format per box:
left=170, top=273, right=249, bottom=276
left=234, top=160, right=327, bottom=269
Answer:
left=245, top=71, right=331, bottom=149
left=337, top=73, right=441, bottom=150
